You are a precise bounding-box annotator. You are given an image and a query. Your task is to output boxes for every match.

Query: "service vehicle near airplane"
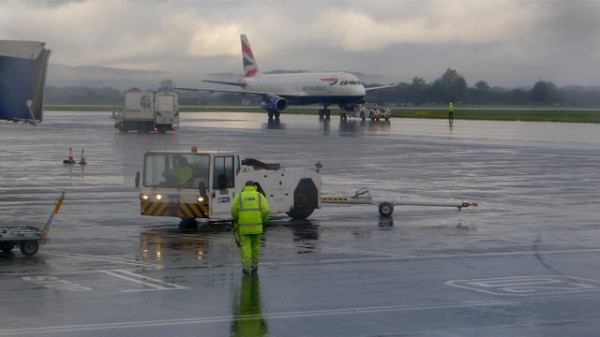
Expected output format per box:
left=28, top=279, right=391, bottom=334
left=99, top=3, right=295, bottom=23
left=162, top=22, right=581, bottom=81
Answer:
left=112, top=90, right=179, bottom=133
left=136, top=147, right=321, bottom=226
left=340, top=103, right=392, bottom=121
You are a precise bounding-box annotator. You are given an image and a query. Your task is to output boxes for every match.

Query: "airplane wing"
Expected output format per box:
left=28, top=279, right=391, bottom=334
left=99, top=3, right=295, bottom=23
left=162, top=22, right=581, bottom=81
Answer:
left=202, top=79, right=245, bottom=87
left=175, top=84, right=296, bottom=116
left=365, top=84, right=396, bottom=92
left=174, top=85, right=299, bottom=101
left=174, top=85, right=275, bottom=97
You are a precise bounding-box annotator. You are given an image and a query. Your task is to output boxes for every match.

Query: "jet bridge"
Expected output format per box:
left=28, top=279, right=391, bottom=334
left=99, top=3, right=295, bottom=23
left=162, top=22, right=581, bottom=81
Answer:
left=321, top=187, right=477, bottom=217
left=0, top=40, right=51, bottom=123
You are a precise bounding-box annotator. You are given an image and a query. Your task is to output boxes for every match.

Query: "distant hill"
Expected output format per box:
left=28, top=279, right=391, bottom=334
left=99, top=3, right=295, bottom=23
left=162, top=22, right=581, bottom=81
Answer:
left=46, top=64, right=391, bottom=92
left=47, top=64, right=167, bottom=91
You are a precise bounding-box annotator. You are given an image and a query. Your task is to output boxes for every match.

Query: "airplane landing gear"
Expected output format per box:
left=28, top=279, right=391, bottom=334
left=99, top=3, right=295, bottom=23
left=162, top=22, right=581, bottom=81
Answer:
left=318, top=108, right=331, bottom=119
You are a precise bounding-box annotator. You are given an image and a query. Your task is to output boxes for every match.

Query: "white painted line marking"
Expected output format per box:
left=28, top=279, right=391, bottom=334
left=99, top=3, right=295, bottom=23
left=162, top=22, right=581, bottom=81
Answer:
left=447, top=275, right=600, bottom=296
left=0, top=299, right=517, bottom=335
left=98, top=269, right=188, bottom=292
left=45, top=251, right=162, bottom=269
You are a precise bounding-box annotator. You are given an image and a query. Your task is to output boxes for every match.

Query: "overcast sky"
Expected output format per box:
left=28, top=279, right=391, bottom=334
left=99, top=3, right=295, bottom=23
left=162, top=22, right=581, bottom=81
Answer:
left=2, top=0, right=599, bottom=88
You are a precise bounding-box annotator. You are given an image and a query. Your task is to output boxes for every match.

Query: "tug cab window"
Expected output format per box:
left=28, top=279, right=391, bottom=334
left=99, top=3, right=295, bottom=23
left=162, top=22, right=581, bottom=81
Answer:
left=213, top=155, right=235, bottom=190
left=144, top=153, right=209, bottom=188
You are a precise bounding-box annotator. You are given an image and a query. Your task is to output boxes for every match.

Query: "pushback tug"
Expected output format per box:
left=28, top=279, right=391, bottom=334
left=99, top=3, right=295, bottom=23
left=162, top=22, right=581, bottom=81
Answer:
left=136, top=147, right=477, bottom=226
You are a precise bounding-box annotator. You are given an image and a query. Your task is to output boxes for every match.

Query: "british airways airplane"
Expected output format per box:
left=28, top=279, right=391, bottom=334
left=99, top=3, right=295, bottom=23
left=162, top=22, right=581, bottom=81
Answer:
left=177, top=34, right=393, bottom=119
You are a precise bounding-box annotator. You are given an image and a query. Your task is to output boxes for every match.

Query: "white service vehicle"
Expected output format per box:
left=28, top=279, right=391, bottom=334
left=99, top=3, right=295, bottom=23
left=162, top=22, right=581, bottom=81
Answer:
left=112, top=90, right=179, bottom=133
left=340, top=103, right=392, bottom=121
left=136, top=147, right=321, bottom=226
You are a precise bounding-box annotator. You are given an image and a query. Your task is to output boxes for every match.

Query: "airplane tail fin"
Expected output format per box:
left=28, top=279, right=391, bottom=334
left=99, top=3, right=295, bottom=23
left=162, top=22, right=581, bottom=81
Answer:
left=241, top=34, right=259, bottom=78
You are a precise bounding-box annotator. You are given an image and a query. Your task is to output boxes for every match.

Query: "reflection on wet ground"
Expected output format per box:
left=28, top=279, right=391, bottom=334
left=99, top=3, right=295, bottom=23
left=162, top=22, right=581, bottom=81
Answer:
left=230, top=273, right=268, bottom=337
left=136, top=219, right=323, bottom=266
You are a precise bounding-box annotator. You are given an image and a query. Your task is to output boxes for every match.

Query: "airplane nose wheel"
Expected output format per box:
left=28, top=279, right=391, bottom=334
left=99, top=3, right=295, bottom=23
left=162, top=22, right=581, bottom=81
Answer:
left=378, top=202, right=394, bottom=217
left=318, top=108, right=331, bottom=119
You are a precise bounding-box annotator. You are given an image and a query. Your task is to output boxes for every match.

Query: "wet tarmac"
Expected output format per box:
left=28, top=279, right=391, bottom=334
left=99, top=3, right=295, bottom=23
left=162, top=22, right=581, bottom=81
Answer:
left=1, top=111, right=600, bottom=336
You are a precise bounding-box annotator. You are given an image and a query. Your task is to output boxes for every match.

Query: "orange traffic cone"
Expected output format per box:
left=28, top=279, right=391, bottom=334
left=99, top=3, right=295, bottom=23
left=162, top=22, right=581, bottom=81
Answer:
left=78, top=148, right=87, bottom=165
left=63, top=147, right=76, bottom=164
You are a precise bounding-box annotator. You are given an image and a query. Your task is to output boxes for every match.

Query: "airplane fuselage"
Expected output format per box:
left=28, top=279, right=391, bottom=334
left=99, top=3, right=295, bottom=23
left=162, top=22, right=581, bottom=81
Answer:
left=243, top=72, right=366, bottom=106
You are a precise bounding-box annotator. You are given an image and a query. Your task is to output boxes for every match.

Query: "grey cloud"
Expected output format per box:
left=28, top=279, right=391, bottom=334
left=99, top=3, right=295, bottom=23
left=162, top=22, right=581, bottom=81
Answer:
left=2, top=0, right=599, bottom=87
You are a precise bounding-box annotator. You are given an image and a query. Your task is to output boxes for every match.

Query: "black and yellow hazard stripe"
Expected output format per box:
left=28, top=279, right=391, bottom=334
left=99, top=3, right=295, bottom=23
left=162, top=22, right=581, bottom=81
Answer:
left=321, top=196, right=349, bottom=202
left=141, top=201, right=209, bottom=218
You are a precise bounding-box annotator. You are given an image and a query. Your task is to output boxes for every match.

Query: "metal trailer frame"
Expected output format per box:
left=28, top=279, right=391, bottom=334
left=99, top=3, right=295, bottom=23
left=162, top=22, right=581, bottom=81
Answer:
left=321, top=187, right=477, bottom=217
left=0, top=192, right=65, bottom=256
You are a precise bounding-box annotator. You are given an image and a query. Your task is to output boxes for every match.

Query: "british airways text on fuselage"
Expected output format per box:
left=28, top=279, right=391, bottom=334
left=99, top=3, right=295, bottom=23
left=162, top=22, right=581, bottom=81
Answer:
left=302, top=84, right=328, bottom=93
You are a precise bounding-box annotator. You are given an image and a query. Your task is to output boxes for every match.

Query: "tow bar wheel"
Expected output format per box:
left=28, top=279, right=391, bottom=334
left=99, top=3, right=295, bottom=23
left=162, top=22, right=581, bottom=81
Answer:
left=20, top=240, right=39, bottom=256
left=378, top=202, right=394, bottom=217
left=1, top=242, right=15, bottom=253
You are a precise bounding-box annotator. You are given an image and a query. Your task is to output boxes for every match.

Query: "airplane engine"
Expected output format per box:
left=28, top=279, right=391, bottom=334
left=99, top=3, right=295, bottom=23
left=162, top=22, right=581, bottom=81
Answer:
left=338, top=103, right=356, bottom=112
left=261, top=95, right=288, bottom=118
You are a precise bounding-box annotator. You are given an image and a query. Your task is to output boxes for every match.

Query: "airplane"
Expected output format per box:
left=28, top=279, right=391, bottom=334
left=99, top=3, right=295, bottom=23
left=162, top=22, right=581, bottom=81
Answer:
left=176, top=34, right=394, bottom=119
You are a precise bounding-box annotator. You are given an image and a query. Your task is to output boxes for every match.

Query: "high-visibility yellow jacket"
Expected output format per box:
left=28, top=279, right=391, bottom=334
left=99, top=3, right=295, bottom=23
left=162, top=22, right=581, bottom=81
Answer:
left=231, top=185, right=271, bottom=234
left=171, top=166, right=192, bottom=186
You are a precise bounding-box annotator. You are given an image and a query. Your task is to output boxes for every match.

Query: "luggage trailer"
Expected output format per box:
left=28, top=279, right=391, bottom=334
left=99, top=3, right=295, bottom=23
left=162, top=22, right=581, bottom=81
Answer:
left=0, top=192, right=65, bottom=256
left=321, top=187, right=477, bottom=217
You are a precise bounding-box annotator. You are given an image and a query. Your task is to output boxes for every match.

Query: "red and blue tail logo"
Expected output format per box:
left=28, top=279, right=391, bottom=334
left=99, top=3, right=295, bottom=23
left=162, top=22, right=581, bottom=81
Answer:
left=241, top=34, right=259, bottom=78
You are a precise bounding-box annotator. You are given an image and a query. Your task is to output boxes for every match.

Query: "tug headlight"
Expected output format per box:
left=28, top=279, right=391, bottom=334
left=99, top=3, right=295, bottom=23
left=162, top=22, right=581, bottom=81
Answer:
left=197, top=196, right=205, bottom=203
left=140, top=193, right=162, bottom=201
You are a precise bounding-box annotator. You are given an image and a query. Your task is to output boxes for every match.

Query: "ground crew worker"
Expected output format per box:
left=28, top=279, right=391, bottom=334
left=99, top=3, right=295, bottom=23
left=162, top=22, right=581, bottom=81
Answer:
left=448, top=102, right=454, bottom=121
left=231, top=181, right=271, bottom=273
left=165, top=155, right=193, bottom=187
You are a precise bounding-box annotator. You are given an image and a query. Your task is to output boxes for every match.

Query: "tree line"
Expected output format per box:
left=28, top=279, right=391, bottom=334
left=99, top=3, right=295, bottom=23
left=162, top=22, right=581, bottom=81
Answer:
left=46, top=86, right=122, bottom=105
left=45, top=69, right=600, bottom=106
left=367, top=69, right=600, bottom=106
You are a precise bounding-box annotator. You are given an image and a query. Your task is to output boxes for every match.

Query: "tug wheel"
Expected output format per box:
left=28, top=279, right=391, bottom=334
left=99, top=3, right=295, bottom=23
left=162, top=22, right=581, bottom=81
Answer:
left=378, top=202, right=394, bottom=217
left=287, top=187, right=314, bottom=219
left=20, top=241, right=39, bottom=256
left=179, top=217, right=198, bottom=229
left=287, top=180, right=318, bottom=220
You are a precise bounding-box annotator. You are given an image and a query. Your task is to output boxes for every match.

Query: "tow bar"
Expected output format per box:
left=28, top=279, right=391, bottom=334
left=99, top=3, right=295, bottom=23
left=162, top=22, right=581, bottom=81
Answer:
left=321, top=187, right=477, bottom=217
left=0, top=192, right=65, bottom=256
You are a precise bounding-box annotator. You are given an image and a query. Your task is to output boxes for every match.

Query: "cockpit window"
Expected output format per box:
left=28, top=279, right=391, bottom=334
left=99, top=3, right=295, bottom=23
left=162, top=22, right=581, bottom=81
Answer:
left=340, top=80, right=362, bottom=86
